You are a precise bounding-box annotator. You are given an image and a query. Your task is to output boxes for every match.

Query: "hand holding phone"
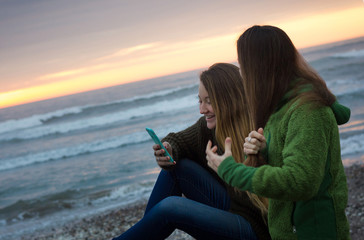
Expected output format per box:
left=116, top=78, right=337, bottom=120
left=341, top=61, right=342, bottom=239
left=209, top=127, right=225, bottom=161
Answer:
left=146, top=128, right=174, bottom=163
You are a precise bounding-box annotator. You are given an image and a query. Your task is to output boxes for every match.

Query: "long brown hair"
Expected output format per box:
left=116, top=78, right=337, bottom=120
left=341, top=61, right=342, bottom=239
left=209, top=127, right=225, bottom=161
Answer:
left=200, top=63, right=268, bottom=219
left=237, top=25, right=336, bottom=130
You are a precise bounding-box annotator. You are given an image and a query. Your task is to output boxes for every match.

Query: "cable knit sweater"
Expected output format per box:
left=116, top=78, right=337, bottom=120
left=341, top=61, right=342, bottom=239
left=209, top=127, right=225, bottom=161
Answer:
left=218, top=99, right=351, bottom=240
left=162, top=117, right=271, bottom=240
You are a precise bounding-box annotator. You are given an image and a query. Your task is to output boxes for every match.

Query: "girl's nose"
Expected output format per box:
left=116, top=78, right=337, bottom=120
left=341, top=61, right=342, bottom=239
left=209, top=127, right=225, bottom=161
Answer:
left=200, top=102, right=207, bottom=114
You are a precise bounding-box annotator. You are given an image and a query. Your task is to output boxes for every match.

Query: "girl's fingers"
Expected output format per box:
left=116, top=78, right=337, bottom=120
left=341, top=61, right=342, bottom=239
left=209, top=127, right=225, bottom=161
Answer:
left=244, top=148, right=259, bottom=155
left=244, top=142, right=260, bottom=150
left=152, top=144, right=161, bottom=151
left=245, top=136, right=262, bottom=146
left=249, top=131, right=266, bottom=142
left=224, top=137, right=232, bottom=156
left=163, top=142, right=171, bottom=151
left=156, top=156, right=175, bottom=166
left=211, top=145, right=218, bottom=153
left=154, top=149, right=164, bottom=157
left=243, top=142, right=259, bottom=155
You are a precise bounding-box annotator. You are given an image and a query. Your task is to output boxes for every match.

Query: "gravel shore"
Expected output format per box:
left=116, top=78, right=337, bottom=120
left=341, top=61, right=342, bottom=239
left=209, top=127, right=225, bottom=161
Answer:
left=344, top=163, right=364, bottom=239
left=22, top=163, right=364, bottom=240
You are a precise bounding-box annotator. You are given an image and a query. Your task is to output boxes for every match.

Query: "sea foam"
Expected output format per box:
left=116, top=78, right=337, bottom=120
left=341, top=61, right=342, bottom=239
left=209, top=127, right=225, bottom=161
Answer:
left=0, top=93, right=197, bottom=142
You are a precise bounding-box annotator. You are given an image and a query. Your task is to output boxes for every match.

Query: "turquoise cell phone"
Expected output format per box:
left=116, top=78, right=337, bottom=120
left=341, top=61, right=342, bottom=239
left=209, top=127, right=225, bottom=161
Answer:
left=146, top=128, right=174, bottom=162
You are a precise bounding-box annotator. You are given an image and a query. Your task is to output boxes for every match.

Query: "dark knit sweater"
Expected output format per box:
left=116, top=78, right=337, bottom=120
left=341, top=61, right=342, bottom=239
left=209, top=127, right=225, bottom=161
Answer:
left=162, top=117, right=271, bottom=240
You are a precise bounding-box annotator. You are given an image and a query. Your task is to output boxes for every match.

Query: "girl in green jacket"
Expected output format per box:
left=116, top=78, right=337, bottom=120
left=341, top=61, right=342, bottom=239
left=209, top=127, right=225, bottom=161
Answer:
left=206, top=25, right=351, bottom=239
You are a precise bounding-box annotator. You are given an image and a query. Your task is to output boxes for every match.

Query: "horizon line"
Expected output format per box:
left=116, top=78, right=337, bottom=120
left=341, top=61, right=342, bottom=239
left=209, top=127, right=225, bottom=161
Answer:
left=1, top=34, right=363, bottom=111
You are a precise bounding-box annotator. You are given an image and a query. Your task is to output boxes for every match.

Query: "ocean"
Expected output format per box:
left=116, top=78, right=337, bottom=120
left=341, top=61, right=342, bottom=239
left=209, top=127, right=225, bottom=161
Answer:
left=1, top=36, right=364, bottom=239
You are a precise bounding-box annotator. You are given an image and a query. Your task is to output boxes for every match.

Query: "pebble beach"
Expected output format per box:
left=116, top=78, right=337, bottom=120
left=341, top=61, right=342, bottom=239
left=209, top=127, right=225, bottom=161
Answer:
left=20, top=163, right=364, bottom=240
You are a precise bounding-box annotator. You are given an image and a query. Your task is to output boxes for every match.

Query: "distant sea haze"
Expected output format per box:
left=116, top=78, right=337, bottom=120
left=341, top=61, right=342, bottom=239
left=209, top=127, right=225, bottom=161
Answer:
left=0, top=36, right=364, bottom=239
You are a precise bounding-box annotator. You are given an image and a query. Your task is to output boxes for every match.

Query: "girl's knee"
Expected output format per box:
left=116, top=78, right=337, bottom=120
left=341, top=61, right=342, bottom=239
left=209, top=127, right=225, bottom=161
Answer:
left=154, top=196, right=184, bottom=216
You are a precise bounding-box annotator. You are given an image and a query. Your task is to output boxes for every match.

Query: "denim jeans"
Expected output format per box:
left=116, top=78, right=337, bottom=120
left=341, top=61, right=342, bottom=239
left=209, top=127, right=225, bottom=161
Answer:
left=112, top=159, right=257, bottom=240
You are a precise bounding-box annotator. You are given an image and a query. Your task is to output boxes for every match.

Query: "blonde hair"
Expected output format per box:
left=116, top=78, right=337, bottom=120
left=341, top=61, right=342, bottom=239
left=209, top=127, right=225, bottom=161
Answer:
left=200, top=63, right=268, bottom=220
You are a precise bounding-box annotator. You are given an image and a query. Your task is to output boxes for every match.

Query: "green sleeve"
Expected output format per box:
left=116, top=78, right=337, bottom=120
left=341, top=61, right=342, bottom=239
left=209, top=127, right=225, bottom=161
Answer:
left=217, top=156, right=257, bottom=192
left=252, top=105, right=331, bottom=201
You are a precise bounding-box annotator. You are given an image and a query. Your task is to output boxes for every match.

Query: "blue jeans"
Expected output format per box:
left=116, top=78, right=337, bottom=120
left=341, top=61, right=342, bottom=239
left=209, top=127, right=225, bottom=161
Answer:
left=112, top=159, right=257, bottom=240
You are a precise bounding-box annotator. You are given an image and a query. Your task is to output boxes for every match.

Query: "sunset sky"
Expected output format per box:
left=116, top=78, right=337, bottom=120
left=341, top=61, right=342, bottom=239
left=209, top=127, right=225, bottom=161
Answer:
left=1, top=0, right=364, bottom=109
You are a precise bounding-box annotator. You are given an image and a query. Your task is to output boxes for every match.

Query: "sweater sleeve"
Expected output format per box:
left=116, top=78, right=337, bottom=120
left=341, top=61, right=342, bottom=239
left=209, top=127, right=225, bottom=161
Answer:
left=217, top=156, right=257, bottom=192
left=162, top=117, right=213, bottom=168
left=251, top=104, right=332, bottom=201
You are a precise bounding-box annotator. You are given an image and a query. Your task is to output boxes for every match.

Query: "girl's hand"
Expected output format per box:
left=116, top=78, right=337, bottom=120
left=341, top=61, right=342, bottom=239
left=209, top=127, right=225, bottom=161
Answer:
left=153, top=142, right=175, bottom=167
left=244, top=128, right=266, bottom=155
left=206, top=137, right=232, bottom=173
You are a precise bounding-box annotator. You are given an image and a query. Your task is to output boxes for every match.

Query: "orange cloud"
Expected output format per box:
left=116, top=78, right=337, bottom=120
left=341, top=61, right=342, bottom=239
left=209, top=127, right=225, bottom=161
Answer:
left=97, top=42, right=161, bottom=60
left=273, top=7, right=364, bottom=48
left=1, top=6, right=363, bottom=109
left=39, top=68, right=87, bottom=80
left=0, top=34, right=238, bottom=109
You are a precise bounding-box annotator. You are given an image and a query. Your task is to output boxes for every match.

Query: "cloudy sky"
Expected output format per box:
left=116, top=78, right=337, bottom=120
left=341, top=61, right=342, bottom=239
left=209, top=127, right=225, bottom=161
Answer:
left=1, top=0, right=363, bottom=108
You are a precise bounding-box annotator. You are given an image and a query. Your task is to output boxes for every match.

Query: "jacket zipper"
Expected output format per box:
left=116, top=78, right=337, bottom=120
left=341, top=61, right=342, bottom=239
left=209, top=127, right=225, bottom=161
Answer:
left=291, top=202, right=297, bottom=234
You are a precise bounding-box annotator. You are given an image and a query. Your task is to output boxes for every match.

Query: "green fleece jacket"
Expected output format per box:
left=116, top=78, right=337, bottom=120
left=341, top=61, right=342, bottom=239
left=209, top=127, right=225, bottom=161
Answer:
left=218, top=99, right=351, bottom=240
